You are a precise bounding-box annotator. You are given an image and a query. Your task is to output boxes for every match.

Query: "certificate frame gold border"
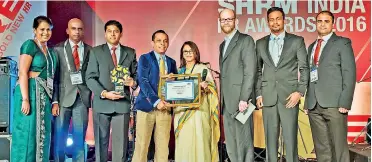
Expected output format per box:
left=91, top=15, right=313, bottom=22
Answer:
left=159, top=73, right=201, bottom=108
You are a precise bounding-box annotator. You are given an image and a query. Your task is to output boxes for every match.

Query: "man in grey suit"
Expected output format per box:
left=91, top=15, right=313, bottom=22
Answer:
left=86, top=20, right=137, bottom=162
left=304, top=11, right=356, bottom=162
left=219, top=8, right=256, bottom=162
left=255, top=7, right=309, bottom=162
left=52, top=18, right=92, bottom=162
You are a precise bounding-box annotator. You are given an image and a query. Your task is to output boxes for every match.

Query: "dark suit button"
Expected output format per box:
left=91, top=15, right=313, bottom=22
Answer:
left=275, top=69, right=277, bottom=72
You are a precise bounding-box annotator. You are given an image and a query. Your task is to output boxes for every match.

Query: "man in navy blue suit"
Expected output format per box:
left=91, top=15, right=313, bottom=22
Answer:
left=132, top=30, right=178, bottom=162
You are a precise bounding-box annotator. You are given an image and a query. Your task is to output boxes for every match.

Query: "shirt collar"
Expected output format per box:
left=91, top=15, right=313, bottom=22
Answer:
left=270, top=31, right=285, bottom=40
left=68, top=39, right=83, bottom=48
left=154, top=51, right=166, bottom=61
left=318, top=32, right=333, bottom=42
left=107, top=43, right=120, bottom=51
left=224, top=29, right=237, bottom=42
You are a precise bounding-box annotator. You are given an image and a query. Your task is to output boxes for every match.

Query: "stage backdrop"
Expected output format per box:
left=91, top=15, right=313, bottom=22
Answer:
left=45, top=0, right=372, bottom=159
left=0, top=0, right=47, bottom=60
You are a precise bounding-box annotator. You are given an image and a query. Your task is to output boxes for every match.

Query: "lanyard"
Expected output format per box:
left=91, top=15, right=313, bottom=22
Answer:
left=36, top=39, right=54, bottom=78
left=63, top=40, right=81, bottom=72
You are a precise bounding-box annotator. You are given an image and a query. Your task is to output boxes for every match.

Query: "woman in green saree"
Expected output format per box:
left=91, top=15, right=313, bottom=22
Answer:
left=173, top=41, right=220, bottom=162
left=11, top=16, right=58, bottom=162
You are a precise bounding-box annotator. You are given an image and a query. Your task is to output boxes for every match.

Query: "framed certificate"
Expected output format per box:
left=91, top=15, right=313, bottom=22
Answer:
left=158, top=73, right=201, bottom=108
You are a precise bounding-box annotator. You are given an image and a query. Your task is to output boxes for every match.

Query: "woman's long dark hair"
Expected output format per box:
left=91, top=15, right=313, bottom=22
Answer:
left=179, top=41, right=201, bottom=68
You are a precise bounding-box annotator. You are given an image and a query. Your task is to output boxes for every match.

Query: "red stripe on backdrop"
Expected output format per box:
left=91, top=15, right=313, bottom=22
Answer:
left=348, top=115, right=370, bottom=122
left=348, top=137, right=365, bottom=143
left=348, top=126, right=366, bottom=132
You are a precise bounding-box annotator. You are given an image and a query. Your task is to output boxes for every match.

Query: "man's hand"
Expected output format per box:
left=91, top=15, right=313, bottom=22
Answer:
left=166, top=73, right=175, bottom=81
left=339, top=107, right=349, bottom=114
left=157, top=100, right=169, bottom=110
left=304, top=109, right=308, bottom=115
left=124, top=77, right=136, bottom=87
left=104, top=91, right=124, bottom=100
left=238, top=101, right=248, bottom=112
left=52, top=103, right=60, bottom=116
left=286, top=92, right=302, bottom=108
left=256, top=97, right=263, bottom=109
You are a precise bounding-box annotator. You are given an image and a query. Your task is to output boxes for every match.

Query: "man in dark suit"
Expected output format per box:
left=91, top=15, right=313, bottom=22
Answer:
left=132, top=30, right=178, bottom=162
left=219, top=9, right=256, bottom=162
left=52, top=18, right=92, bottom=162
left=305, top=11, right=356, bottom=162
left=255, top=7, right=309, bottom=162
left=86, top=20, right=137, bottom=162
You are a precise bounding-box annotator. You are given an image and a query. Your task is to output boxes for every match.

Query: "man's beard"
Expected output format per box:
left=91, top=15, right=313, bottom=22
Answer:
left=221, top=25, right=234, bottom=34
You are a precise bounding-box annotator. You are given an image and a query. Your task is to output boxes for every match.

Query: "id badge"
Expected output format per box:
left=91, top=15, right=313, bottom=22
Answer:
left=70, top=71, right=83, bottom=85
left=310, top=68, right=318, bottom=82
left=47, top=77, right=54, bottom=90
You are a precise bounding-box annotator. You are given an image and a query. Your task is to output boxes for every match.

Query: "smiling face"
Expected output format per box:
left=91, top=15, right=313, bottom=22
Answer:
left=267, top=10, right=285, bottom=34
left=33, top=21, right=52, bottom=43
left=105, top=25, right=122, bottom=46
left=151, top=32, right=169, bottom=54
left=182, top=44, right=196, bottom=63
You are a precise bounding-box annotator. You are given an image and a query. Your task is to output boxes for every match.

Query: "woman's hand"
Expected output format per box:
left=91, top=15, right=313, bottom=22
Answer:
left=21, top=99, right=30, bottom=115
left=200, top=81, right=208, bottom=89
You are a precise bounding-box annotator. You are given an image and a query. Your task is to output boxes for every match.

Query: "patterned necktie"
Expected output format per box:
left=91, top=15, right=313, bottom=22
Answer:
left=313, top=39, right=323, bottom=66
left=272, top=37, right=280, bottom=66
left=159, top=56, right=165, bottom=75
left=111, top=46, right=117, bottom=66
left=73, top=45, right=80, bottom=70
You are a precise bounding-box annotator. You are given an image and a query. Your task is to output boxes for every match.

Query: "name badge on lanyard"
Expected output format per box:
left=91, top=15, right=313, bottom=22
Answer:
left=70, top=71, right=83, bottom=85
left=63, top=40, right=84, bottom=85
left=310, top=66, right=318, bottom=82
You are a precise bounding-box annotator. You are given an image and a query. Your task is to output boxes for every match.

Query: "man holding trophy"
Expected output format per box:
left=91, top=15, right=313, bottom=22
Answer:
left=86, top=20, right=137, bottom=162
left=132, top=30, right=178, bottom=162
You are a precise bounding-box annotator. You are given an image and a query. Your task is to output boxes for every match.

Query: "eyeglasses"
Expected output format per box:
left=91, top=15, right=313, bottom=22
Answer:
left=220, top=17, right=235, bottom=23
left=183, top=50, right=194, bottom=55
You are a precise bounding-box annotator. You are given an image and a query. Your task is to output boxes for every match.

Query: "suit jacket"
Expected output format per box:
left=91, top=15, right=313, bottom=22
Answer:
left=135, top=51, right=178, bottom=112
left=255, top=32, right=309, bottom=106
left=219, top=30, right=256, bottom=115
left=86, top=43, right=137, bottom=114
left=53, top=40, right=92, bottom=108
left=305, top=33, right=356, bottom=110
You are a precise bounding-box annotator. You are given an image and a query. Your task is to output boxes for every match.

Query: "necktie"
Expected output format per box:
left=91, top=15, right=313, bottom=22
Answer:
left=272, top=37, right=280, bottom=66
left=159, top=56, right=165, bottom=75
left=111, top=46, right=117, bottom=66
left=313, top=39, right=323, bottom=66
left=73, top=45, right=80, bottom=70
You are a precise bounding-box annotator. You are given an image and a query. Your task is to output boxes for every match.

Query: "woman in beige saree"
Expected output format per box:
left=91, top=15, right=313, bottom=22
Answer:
left=174, top=41, right=220, bottom=162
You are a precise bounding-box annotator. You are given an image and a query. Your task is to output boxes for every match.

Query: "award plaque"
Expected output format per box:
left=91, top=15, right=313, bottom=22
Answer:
left=110, top=65, right=131, bottom=96
left=158, top=73, right=201, bottom=108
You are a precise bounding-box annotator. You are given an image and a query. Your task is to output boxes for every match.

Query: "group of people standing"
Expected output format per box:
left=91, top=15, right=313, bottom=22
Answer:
left=10, top=6, right=355, bottom=162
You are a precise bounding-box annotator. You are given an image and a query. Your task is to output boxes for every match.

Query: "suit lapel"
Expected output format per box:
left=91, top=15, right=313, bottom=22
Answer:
left=308, top=42, right=315, bottom=65
left=319, top=33, right=337, bottom=64
left=83, top=43, right=89, bottom=62
left=222, top=31, right=239, bottom=63
left=150, top=51, right=160, bottom=74
left=118, top=45, right=128, bottom=66
left=64, top=40, right=77, bottom=71
left=219, top=42, right=224, bottom=68
left=103, top=44, right=115, bottom=69
left=276, top=32, right=292, bottom=66
left=165, top=55, right=172, bottom=74
left=264, top=36, right=275, bottom=67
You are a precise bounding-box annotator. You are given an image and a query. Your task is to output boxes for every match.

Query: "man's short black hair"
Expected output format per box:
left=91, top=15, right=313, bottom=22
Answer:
left=105, top=20, right=122, bottom=33
left=152, top=30, right=168, bottom=41
left=267, top=7, right=285, bottom=20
